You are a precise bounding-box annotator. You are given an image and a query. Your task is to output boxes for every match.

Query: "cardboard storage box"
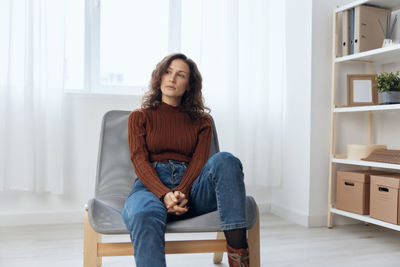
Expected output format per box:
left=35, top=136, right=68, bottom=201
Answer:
left=335, top=170, right=389, bottom=215
left=370, top=174, right=400, bottom=224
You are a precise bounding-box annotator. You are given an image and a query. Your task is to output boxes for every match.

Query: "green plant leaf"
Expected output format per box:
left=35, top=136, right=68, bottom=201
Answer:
left=376, top=71, right=400, bottom=92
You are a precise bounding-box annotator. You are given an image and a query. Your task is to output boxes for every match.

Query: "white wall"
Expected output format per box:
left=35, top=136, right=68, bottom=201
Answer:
left=270, top=0, right=313, bottom=226
left=308, top=0, right=356, bottom=226
left=309, top=0, right=335, bottom=227
left=270, top=0, right=360, bottom=227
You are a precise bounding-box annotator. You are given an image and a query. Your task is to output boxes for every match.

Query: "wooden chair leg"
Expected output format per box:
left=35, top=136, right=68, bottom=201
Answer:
left=213, top=231, right=225, bottom=263
left=248, top=211, right=260, bottom=267
left=84, top=210, right=102, bottom=267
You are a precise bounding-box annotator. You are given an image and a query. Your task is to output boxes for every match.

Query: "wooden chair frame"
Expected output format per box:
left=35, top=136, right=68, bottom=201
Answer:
left=83, top=208, right=260, bottom=267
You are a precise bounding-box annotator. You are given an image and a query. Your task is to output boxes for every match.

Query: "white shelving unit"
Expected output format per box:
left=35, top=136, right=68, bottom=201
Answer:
left=334, top=104, right=400, bottom=112
left=332, top=157, right=400, bottom=170
left=335, top=44, right=400, bottom=63
left=335, top=0, right=400, bottom=13
left=328, top=0, right=400, bottom=230
left=331, top=208, right=400, bottom=231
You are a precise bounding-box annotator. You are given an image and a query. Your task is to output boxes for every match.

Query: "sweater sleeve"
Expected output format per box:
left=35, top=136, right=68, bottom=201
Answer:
left=128, top=110, right=172, bottom=199
left=173, top=115, right=212, bottom=197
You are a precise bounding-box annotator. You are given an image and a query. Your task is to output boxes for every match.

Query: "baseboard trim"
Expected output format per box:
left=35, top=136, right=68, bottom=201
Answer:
left=0, top=210, right=83, bottom=227
left=270, top=203, right=309, bottom=226
left=258, top=202, right=271, bottom=214
left=309, top=212, right=362, bottom=227
left=270, top=203, right=362, bottom=227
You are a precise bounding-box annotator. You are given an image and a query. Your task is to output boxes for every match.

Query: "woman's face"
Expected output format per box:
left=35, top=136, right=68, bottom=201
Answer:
left=160, top=59, right=190, bottom=105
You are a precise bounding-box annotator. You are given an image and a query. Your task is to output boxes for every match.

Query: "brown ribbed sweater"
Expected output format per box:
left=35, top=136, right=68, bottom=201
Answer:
left=128, top=101, right=212, bottom=199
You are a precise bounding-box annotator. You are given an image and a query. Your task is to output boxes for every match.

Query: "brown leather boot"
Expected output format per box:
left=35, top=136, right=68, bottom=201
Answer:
left=227, top=244, right=249, bottom=267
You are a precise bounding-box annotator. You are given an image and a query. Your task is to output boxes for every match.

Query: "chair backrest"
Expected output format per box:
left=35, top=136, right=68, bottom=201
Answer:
left=94, top=110, right=220, bottom=211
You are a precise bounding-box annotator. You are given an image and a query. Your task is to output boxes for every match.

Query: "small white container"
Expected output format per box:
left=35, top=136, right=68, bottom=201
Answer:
left=382, top=39, right=393, bottom=47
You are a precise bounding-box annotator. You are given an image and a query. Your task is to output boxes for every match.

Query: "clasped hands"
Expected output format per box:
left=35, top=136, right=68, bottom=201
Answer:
left=163, top=191, right=188, bottom=216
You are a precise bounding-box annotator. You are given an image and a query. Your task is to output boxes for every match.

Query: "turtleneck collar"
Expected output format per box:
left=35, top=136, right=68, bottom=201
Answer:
left=159, top=101, right=184, bottom=112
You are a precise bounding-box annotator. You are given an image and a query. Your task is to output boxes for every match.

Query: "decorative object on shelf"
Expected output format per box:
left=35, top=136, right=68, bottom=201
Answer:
left=379, top=14, right=397, bottom=47
left=382, top=39, right=393, bottom=47
left=347, top=144, right=387, bottom=160
left=376, top=71, right=400, bottom=104
left=362, top=149, right=400, bottom=165
left=347, top=74, right=378, bottom=106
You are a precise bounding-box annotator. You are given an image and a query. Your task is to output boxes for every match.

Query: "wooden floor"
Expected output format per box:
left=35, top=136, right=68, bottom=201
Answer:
left=1, top=213, right=400, bottom=266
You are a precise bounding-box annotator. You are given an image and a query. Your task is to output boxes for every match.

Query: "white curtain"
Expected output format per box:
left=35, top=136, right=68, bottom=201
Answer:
left=0, top=0, right=65, bottom=193
left=181, top=0, right=286, bottom=187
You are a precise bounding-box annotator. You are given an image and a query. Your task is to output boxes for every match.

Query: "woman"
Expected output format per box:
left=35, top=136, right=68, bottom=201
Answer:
left=122, top=53, right=249, bottom=267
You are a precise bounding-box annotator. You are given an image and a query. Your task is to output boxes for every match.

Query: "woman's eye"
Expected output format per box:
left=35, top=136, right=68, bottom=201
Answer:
left=178, top=74, right=185, bottom=78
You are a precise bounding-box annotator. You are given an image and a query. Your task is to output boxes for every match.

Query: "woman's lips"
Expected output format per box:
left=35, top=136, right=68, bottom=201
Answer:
left=166, top=86, right=175, bottom=90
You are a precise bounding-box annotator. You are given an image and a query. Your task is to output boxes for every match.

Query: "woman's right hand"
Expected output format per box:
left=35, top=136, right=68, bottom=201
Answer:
left=163, top=191, right=188, bottom=216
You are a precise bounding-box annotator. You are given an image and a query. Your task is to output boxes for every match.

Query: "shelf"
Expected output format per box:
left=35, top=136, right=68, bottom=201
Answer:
left=335, top=44, right=400, bottom=64
left=330, top=208, right=400, bottom=231
left=329, top=0, right=400, bottom=233
left=335, top=0, right=400, bottom=13
left=334, top=104, right=400, bottom=113
left=332, top=157, right=400, bottom=170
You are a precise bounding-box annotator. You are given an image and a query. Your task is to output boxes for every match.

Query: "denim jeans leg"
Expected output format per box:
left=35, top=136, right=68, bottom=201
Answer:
left=189, top=152, right=247, bottom=230
left=121, top=180, right=168, bottom=267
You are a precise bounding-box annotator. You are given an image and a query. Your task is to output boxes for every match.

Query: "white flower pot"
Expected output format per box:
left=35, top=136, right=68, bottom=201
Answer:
left=382, top=39, right=393, bottom=47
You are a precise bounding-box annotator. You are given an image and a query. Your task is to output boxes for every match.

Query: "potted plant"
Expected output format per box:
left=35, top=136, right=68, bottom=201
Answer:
left=376, top=71, right=400, bottom=104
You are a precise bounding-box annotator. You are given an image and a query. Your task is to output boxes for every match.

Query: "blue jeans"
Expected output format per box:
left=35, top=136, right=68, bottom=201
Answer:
left=121, top=152, right=247, bottom=267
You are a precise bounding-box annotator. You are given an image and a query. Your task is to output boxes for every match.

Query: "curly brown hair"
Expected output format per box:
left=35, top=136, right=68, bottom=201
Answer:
left=141, top=53, right=210, bottom=120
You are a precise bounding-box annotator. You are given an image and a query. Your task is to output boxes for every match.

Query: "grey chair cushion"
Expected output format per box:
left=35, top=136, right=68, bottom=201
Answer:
left=87, top=196, right=258, bottom=234
left=87, top=110, right=258, bottom=235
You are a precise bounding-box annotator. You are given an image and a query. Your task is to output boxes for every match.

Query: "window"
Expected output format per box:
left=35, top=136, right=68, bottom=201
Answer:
left=64, top=0, right=182, bottom=95
left=65, top=0, right=85, bottom=90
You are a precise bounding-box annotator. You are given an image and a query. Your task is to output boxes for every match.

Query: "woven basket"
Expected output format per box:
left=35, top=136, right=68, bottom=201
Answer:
left=361, top=149, right=400, bottom=165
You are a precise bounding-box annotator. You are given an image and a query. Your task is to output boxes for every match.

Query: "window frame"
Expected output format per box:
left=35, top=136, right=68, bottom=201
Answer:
left=65, top=0, right=182, bottom=95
